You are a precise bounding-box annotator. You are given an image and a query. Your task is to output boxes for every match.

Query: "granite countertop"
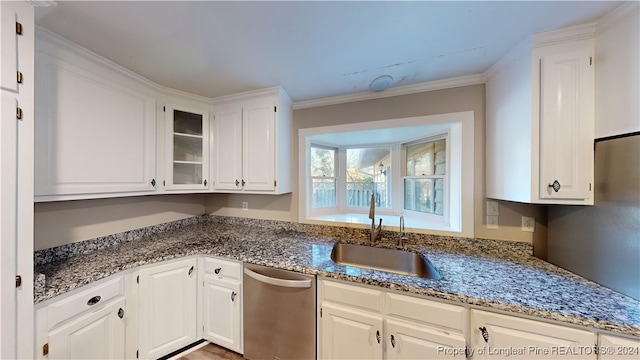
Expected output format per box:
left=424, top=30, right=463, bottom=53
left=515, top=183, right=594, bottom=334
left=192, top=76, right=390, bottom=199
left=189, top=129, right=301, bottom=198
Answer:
left=34, top=216, right=640, bottom=337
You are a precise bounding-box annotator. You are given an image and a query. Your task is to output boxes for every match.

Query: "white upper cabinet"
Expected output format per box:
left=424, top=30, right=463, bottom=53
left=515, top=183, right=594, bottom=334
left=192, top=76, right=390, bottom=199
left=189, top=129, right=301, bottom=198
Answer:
left=486, top=25, right=595, bottom=205
left=163, top=102, right=210, bottom=191
left=34, top=30, right=157, bottom=201
left=212, top=86, right=292, bottom=194
left=1, top=1, right=24, bottom=93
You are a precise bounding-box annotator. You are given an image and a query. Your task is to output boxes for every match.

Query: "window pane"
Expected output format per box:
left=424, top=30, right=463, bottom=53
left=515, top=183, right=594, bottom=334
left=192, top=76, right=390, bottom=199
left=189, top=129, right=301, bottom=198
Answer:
left=406, top=139, right=446, bottom=176
left=404, top=178, right=444, bottom=215
left=312, top=179, right=336, bottom=208
left=310, top=147, right=335, bottom=177
left=346, top=147, right=390, bottom=208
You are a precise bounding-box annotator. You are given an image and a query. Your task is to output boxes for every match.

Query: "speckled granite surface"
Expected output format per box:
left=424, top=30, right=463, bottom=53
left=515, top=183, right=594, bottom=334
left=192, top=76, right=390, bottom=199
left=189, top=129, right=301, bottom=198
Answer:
left=34, top=215, right=640, bottom=337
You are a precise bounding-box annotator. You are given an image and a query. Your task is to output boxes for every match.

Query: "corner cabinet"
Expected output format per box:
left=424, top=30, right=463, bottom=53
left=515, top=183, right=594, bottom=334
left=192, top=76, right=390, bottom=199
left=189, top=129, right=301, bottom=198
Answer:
left=486, top=25, right=595, bottom=205
left=163, top=103, right=210, bottom=191
left=212, top=86, right=292, bottom=194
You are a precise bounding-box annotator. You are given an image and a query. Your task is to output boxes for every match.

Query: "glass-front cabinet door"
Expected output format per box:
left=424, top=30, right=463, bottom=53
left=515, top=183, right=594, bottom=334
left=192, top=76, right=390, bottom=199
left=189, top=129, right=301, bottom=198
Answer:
left=165, top=104, right=209, bottom=190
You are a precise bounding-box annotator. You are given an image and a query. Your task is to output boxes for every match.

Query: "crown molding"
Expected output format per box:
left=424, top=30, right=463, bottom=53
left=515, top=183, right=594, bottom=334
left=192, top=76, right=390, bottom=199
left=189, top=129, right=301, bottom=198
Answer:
left=531, top=23, right=597, bottom=47
left=292, top=73, right=485, bottom=110
left=596, top=1, right=639, bottom=35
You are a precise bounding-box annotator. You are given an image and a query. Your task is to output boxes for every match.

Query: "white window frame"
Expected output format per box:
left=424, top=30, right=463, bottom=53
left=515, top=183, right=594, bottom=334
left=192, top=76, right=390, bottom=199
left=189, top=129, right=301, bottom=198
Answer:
left=309, top=143, right=338, bottom=217
left=298, top=111, right=473, bottom=237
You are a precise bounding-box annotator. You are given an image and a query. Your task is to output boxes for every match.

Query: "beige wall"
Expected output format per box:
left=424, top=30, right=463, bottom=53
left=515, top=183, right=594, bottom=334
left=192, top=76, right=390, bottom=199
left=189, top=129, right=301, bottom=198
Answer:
left=205, top=84, right=547, bottom=243
left=34, top=194, right=205, bottom=250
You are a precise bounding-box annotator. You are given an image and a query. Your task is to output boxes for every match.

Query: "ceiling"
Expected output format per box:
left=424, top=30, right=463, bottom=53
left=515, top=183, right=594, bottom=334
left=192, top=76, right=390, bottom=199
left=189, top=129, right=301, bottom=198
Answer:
left=35, top=1, right=622, bottom=104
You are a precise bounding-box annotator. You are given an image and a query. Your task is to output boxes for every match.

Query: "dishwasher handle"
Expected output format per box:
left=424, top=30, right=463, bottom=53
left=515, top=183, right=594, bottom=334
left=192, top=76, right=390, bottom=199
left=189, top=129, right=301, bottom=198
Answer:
left=244, top=268, right=312, bottom=288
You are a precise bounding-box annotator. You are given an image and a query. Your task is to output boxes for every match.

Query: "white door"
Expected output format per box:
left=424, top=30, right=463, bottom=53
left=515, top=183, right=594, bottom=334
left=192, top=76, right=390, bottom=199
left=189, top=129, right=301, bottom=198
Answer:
left=213, top=105, right=243, bottom=191
left=48, top=298, right=125, bottom=360
left=320, top=302, right=383, bottom=360
left=598, top=334, right=640, bottom=360
left=138, top=259, right=197, bottom=359
left=242, top=98, right=276, bottom=191
left=386, top=318, right=467, bottom=359
left=538, top=44, right=593, bottom=201
left=202, top=276, right=241, bottom=353
left=471, top=310, right=596, bottom=359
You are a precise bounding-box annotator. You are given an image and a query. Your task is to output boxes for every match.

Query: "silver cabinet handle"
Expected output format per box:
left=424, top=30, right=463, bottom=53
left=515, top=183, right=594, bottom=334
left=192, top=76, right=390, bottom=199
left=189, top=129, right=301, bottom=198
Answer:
left=390, top=334, right=396, bottom=348
left=376, top=330, right=381, bottom=344
left=117, top=308, right=124, bottom=319
left=231, top=291, right=237, bottom=302
left=87, top=296, right=101, bottom=306
left=479, top=326, right=489, bottom=343
left=235, top=179, right=239, bottom=186
left=214, top=267, right=222, bottom=274
left=244, top=268, right=311, bottom=288
left=188, top=266, right=194, bottom=276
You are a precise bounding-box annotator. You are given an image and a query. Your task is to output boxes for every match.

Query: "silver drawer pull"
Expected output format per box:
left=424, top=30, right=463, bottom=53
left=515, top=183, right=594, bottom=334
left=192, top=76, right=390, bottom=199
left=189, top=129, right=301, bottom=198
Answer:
left=214, top=267, right=222, bottom=274
left=87, top=296, right=101, bottom=306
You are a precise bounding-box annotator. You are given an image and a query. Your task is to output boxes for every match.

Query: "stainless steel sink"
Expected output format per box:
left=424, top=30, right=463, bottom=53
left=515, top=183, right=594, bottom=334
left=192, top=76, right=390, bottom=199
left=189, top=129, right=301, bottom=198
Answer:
left=330, top=243, right=442, bottom=280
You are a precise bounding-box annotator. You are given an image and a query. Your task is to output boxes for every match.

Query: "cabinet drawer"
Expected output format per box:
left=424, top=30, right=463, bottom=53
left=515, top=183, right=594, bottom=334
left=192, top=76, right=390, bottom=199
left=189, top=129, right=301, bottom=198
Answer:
left=385, top=292, right=467, bottom=332
left=203, top=257, right=242, bottom=280
left=47, top=275, right=124, bottom=331
left=320, top=279, right=383, bottom=313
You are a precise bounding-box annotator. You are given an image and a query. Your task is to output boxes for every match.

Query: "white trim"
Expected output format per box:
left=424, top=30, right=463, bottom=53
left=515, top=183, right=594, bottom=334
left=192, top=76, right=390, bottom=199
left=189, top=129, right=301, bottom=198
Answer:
left=531, top=23, right=596, bottom=47
left=292, top=74, right=485, bottom=110
left=595, top=1, right=640, bottom=36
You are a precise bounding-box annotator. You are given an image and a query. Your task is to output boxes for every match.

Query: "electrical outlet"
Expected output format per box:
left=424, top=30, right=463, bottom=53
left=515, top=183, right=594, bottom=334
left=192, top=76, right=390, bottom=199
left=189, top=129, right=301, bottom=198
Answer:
left=522, top=216, right=535, bottom=232
left=486, top=201, right=499, bottom=216
left=242, top=202, right=248, bottom=211
left=487, top=215, right=499, bottom=229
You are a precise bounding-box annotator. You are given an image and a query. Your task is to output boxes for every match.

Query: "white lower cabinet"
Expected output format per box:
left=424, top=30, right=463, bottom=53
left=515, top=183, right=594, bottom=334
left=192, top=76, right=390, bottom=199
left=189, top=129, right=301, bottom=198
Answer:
left=138, top=258, right=198, bottom=359
left=470, top=309, right=596, bottom=359
left=598, top=334, right=640, bottom=360
left=319, top=279, right=467, bottom=360
left=35, top=275, right=126, bottom=360
left=200, top=257, right=243, bottom=353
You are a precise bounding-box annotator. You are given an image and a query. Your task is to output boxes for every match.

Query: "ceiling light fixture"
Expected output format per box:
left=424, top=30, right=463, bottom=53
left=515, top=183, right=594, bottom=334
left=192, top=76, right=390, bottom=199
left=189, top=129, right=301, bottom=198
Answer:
left=370, top=75, right=393, bottom=92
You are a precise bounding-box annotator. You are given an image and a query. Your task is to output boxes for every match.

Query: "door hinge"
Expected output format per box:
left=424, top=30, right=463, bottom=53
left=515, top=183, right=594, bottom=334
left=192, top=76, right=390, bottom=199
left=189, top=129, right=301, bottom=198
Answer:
left=15, top=275, right=21, bottom=288
left=16, top=22, right=22, bottom=35
left=42, top=343, right=49, bottom=356
left=136, top=275, right=139, bottom=284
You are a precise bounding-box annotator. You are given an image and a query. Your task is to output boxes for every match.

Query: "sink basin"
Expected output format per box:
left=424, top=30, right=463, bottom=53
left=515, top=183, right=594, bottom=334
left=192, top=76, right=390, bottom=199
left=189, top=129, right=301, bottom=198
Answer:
left=330, top=243, right=442, bottom=280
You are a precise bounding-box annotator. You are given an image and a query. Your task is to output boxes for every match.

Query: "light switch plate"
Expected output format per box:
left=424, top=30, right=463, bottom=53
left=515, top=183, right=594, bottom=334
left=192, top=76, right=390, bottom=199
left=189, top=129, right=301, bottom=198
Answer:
left=487, top=215, right=499, bottom=229
left=486, top=201, right=499, bottom=216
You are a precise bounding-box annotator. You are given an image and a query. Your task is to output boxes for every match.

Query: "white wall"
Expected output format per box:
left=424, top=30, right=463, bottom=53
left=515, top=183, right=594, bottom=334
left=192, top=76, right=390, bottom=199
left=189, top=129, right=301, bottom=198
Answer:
left=594, top=2, right=640, bottom=138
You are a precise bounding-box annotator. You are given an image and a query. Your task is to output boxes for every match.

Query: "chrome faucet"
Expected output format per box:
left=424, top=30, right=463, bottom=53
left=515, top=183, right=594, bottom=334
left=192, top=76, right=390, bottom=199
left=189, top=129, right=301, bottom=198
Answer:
left=368, top=194, right=382, bottom=243
left=398, top=215, right=407, bottom=247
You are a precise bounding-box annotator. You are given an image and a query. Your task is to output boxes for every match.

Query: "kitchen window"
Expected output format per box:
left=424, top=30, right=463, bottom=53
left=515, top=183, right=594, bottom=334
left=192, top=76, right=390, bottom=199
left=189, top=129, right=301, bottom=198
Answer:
left=299, top=112, right=474, bottom=236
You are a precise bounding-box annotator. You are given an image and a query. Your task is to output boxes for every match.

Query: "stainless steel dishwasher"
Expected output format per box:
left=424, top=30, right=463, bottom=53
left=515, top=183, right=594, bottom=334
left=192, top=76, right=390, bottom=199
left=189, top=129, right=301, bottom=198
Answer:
left=243, top=263, right=316, bottom=360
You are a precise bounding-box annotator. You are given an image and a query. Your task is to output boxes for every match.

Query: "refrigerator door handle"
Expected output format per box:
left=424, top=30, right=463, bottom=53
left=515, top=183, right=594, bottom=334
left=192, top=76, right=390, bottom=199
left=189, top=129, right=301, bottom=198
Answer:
left=243, top=268, right=311, bottom=288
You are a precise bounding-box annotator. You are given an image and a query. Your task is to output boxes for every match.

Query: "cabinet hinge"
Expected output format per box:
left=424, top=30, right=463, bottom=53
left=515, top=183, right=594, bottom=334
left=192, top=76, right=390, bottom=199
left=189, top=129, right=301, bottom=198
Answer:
left=42, top=343, right=49, bottom=356
left=320, top=308, right=322, bottom=318
left=16, top=107, right=23, bottom=120
left=274, top=106, right=276, bottom=112
left=589, top=183, right=592, bottom=191
left=15, top=275, right=21, bottom=288
left=594, top=344, right=599, bottom=356
left=16, top=22, right=22, bottom=35
left=163, top=180, right=166, bottom=187
left=17, top=71, right=23, bottom=84
left=163, top=106, right=165, bottom=112
left=274, top=180, right=277, bottom=187
left=136, top=350, right=139, bottom=358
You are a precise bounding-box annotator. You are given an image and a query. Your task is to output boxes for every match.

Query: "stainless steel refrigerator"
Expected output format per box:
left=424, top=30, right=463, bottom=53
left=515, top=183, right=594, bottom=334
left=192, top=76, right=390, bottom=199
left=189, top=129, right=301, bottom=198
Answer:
left=547, top=133, right=640, bottom=300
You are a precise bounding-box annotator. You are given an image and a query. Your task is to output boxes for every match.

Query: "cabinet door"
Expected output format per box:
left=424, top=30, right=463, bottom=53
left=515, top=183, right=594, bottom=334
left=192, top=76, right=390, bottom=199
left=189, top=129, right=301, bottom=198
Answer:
left=165, top=104, right=209, bottom=190
left=598, top=334, right=640, bottom=360
left=242, top=98, right=276, bottom=191
left=34, top=53, right=157, bottom=198
left=48, top=298, right=125, bottom=360
left=471, top=310, right=596, bottom=359
left=320, top=302, right=383, bottom=360
left=138, top=259, right=197, bottom=359
left=386, top=318, right=467, bottom=360
left=202, top=276, right=241, bottom=353
left=213, top=105, right=243, bottom=191
left=538, top=45, right=593, bottom=201
left=1, top=1, right=22, bottom=93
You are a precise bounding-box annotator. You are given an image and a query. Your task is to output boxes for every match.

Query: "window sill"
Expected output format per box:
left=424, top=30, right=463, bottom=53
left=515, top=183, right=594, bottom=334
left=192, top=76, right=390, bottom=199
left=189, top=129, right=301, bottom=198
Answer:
left=306, top=212, right=460, bottom=235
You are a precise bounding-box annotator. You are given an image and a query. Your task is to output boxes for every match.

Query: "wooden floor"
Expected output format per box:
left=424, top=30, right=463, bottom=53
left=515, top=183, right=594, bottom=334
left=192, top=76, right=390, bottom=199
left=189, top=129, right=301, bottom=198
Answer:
left=177, top=343, right=244, bottom=360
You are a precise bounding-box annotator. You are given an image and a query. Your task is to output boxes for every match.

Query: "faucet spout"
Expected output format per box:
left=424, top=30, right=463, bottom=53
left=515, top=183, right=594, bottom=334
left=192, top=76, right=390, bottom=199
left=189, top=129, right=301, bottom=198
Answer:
left=369, top=194, right=382, bottom=243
